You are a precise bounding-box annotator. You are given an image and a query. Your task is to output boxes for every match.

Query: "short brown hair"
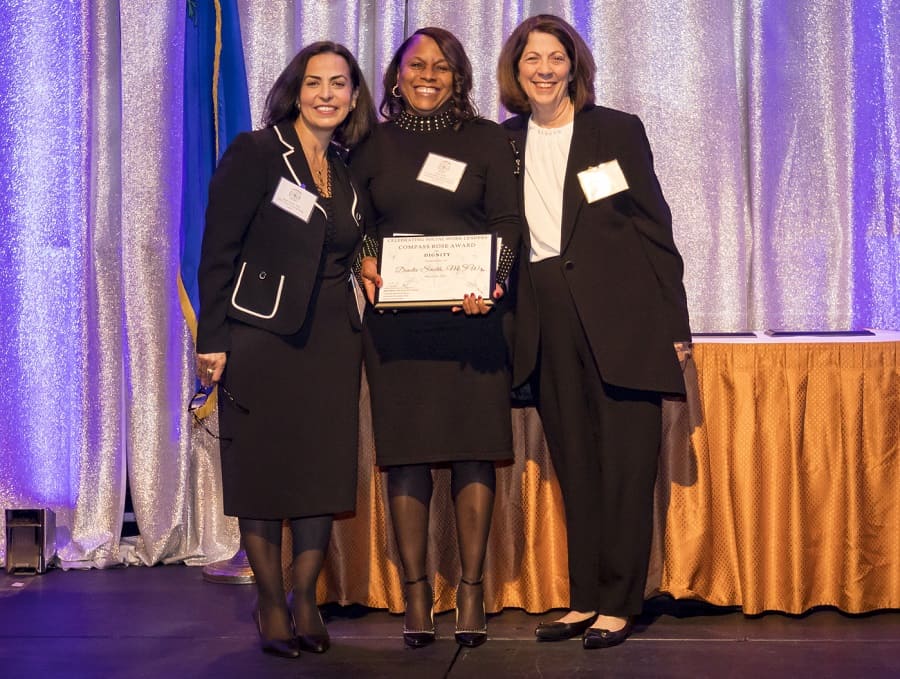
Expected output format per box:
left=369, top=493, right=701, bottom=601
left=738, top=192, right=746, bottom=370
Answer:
left=380, top=27, right=478, bottom=123
left=262, top=41, right=376, bottom=149
left=497, top=14, right=596, bottom=116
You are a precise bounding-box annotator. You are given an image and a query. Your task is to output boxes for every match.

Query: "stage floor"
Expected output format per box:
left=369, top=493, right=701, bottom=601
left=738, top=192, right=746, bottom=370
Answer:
left=2, top=564, right=898, bottom=678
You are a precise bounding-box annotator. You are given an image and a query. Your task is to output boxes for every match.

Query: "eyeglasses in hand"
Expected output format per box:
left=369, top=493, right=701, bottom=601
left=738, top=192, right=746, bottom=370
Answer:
left=187, top=383, right=249, bottom=440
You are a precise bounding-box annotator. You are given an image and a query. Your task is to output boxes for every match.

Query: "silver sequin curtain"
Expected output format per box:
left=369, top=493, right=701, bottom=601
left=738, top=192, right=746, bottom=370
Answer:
left=0, top=1, right=897, bottom=565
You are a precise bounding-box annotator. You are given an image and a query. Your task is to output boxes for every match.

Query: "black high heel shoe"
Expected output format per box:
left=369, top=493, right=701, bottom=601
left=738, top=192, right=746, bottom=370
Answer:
left=454, top=577, right=487, bottom=647
left=253, top=609, right=301, bottom=659
left=288, top=591, right=330, bottom=653
left=296, top=607, right=330, bottom=654
left=402, top=576, right=435, bottom=648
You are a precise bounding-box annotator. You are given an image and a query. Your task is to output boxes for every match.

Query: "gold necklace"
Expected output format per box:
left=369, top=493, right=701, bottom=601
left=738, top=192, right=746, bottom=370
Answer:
left=305, top=152, right=330, bottom=197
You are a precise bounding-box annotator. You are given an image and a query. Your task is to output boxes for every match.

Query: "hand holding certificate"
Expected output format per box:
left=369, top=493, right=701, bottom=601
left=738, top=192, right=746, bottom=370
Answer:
left=375, top=234, right=497, bottom=309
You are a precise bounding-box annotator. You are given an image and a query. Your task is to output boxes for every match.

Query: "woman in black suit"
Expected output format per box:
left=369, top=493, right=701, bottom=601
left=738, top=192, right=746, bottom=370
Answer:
left=497, top=15, right=691, bottom=649
left=195, top=42, right=375, bottom=659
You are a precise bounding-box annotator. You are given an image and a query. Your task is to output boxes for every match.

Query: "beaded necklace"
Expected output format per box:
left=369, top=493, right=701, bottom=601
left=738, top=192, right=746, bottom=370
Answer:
left=393, top=108, right=455, bottom=132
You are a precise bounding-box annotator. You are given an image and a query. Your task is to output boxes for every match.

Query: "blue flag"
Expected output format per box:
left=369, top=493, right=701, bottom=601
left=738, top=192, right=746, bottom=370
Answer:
left=179, top=0, right=251, bottom=339
left=180, top=0, right=251, bottom=418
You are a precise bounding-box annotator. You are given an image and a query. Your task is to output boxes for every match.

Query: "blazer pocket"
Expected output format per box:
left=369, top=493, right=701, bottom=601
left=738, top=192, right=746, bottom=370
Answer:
left=230, top=261, right=286, bottom=320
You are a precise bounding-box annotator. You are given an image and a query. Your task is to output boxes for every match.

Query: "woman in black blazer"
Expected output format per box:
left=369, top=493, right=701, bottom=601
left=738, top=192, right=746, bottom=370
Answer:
left=195, top=42, right=375, bottom=659
left=498, top=15, right=691, bottom=649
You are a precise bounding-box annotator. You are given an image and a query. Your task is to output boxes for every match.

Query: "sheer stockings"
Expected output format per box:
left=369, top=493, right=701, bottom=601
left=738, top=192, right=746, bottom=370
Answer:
left=239, top=515, right=332, bottom=641
left=388, top=464, right=433, bottom=633
left=289, top=515, right=332, bottom=637
left=240, top=518, right=292, bottom=641
left=387, top=461, right=496, bottom=635
left=452, top=462, right=494, bottom=633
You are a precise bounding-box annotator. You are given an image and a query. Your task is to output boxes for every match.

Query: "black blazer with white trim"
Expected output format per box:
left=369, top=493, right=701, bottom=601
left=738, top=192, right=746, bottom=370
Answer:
left=197, top=122, right=362, bottom=354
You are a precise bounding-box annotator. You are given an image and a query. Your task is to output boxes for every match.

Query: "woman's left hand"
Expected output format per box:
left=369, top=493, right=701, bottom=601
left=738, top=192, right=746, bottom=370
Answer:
left=453, top=284, right=504, bottom=315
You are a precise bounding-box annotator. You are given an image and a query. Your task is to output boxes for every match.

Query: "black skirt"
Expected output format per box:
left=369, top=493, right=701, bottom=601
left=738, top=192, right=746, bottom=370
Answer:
left=218, top=276, right=361, bottom=519
left=363, top=304, right=513, bottom=466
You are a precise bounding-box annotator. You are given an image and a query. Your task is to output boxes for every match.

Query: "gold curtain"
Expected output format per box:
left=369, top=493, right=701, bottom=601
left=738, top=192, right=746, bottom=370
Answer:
left=305, top=339, right=899, bottom=615
left=658, top=340, right=900, bottom=614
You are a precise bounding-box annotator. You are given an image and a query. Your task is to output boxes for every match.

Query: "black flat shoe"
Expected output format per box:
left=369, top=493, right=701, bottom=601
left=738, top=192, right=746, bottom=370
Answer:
left=454, top=578, right=487, bottom=648
left=582, top=618, right=633, bottom=650
left=534, top=613, right=599, bottom=641
left=402, top=576, right=435, bottom=648
left=253, top=609, right=301, bottom=659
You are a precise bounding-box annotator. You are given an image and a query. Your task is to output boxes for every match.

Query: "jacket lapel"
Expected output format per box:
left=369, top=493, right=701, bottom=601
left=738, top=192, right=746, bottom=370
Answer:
left=560, top=107, right=602, bottom=254
left=504, top=116, right=531, bottom=253
left=273, top=122, right=327, bottom=218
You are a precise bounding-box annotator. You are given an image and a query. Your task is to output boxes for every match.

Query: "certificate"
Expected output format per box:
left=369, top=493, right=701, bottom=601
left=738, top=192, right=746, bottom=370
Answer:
left=375, top=234, right=497, bottom=309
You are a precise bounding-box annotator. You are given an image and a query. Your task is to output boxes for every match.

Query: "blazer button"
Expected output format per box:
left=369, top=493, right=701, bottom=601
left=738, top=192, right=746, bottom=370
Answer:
left=258, top=271, right=267, bottom=280
left=563, top=260, right=575, bottom=270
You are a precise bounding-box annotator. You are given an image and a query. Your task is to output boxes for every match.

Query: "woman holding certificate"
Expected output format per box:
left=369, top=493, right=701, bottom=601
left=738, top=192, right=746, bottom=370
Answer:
left=351, top=27, right=519, bottom=649
left=195, top=42, right=375, bottom=658
left=497, top=15, right=691, bottom=650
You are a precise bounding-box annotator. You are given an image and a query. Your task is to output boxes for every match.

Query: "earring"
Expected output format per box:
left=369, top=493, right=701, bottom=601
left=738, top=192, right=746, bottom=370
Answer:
left=391, top=83, right=401, bottom=98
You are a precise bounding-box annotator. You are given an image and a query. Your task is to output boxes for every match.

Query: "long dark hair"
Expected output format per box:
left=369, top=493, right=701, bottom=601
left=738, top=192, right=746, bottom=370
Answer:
left=262, top=41, right=376, bottom=148
left=497, top=14, right=596, bottom=116
left=379, top=27, right=478, bottom=124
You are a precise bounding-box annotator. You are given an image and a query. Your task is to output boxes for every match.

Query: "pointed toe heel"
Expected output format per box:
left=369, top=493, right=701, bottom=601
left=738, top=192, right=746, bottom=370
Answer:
left=454, top=577, right=487, bottom=648
left=290, top=596, right=330, bottom=653
left=297, top=633, right=330, bottom=654
left=402, top=576, right=435, bottom=648
left=253, top=609, right=301, bottom=659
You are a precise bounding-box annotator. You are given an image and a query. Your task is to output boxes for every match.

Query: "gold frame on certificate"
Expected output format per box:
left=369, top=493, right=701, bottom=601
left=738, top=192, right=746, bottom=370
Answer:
left=374, top=234, right=498, bottom=309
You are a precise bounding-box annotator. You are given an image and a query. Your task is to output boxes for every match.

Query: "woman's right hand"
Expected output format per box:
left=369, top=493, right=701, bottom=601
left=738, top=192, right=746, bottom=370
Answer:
left=197, top=352, right=227, bottom=388
left=673, top=341, right=692, bottom=369
left=360, top=256, right=382, bottom=304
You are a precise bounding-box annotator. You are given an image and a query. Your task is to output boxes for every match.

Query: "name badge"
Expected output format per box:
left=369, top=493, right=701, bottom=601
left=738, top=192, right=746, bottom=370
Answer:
left=577, top=159, right=629, bottom=203
left=416, top=153, right=467, bottom=192
left=272, top=176, right=317, bottom=222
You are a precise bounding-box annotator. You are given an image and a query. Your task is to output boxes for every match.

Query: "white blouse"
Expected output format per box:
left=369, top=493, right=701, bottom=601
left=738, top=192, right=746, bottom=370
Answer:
left=523, top=117, right=573, bottom=262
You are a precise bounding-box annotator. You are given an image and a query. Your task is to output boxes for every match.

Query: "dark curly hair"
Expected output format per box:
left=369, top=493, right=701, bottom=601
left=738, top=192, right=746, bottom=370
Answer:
left=379, top=27, right=478, bottom=125
left=262, top=41, right=376, bottom=149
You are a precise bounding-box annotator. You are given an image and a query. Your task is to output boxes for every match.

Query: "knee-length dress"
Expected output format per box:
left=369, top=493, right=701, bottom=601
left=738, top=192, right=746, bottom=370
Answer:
left=198, top=126, right=362, bottom=520
left=351, top=110, right=520, bottom=466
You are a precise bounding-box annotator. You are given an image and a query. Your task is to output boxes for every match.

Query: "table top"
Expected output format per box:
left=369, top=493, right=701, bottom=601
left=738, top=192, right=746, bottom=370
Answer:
left=691, top=329, right=900, bottom=344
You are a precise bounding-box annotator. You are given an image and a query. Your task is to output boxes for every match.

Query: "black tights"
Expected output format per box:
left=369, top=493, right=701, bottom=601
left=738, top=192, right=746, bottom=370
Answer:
left=388, top=461, right=495, bottom=630
left=239, top=515, right=332, bottom=639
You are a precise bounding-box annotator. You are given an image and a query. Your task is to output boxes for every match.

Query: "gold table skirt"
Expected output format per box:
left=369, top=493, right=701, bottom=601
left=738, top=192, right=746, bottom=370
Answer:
left=311, top=340, right=899, bottom=615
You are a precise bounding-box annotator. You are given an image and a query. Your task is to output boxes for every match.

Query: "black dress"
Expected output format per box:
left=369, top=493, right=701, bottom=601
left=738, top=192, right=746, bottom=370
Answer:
left=211, top=149, right=362, bottom=519
left=351, top=110, right=520, bottom=466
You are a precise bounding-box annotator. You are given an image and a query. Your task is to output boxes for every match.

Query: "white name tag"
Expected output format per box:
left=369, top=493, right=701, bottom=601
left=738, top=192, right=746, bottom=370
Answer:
left=271, top=176, right=317, bottom=222
left=416, top=153, right=467, bottom=192
left=577, top=159, right=629, bottom=203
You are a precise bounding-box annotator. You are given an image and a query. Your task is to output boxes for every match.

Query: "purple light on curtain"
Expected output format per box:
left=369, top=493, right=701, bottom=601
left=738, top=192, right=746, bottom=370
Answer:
left=851, top=5, right=899, bottom=328
left=0, top=2, right=88, bottom=506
